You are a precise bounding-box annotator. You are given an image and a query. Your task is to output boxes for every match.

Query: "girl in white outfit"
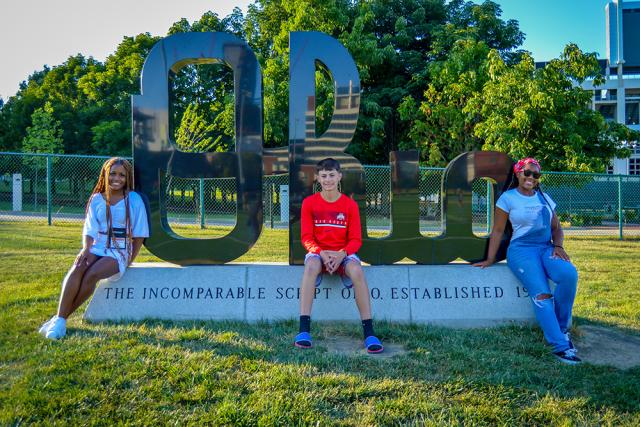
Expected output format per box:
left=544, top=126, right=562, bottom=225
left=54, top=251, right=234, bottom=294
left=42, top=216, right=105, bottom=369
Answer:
left=39, top=157, right=149, bottom=339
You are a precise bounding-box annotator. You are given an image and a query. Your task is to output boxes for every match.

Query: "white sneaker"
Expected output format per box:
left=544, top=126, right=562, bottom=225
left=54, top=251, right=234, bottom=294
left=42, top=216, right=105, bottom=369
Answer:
left=45, top=317, right=67, bottom=340
left=38, top=316, right=57, bottom=336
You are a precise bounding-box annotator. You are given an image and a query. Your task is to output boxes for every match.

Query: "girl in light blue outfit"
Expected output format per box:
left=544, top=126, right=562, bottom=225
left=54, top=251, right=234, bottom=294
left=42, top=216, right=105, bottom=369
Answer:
left=474, top=158, right=580, bottom=364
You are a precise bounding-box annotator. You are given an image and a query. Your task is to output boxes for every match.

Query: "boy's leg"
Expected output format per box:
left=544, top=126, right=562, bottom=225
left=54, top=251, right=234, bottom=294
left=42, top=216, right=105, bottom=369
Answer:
left=344, top=261, right=371, bottom=320
left=344, top=261, right=383, bottom=353
left=300, top=256, right=322, bottom=316
left=295, top=255, right=322, bottom=348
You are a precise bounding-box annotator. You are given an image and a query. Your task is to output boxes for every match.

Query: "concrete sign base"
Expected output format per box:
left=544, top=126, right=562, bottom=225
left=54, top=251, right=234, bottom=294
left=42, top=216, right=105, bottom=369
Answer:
left=84, top=263, right=538, bottom=327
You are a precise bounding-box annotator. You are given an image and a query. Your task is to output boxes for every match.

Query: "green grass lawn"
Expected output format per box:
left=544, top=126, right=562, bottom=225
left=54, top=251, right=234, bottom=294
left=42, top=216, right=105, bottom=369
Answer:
left=1, top=221, right=639, bottom=425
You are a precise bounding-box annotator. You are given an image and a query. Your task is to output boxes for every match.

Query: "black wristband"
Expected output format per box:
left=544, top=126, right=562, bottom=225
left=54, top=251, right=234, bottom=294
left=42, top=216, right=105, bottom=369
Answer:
left=553, top=244, right=563, bottom=249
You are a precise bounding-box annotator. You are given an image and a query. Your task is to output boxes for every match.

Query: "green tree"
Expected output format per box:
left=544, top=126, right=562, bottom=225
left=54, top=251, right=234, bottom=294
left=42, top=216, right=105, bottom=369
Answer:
left=22, top=102, right=64, bottom=154
left=166, top=11, right=247, bottom=152
left=406, top=41, right=636, bottom=171
left=244, top=0, right=524, bottom=163
left=90, top=120, right=130, bottom=155
left=475, top=45, right=634, bottom=171
left=398, top=38, right=492, bottom=166
left=78, top=33, right=160, bottom=155
left=4, top=0, right=623, bottom=172
left=21, top=102, right=65, bottom=196
left=0, top=67, right=51, bottom=152
left=174, top=103, right=220, bottom=152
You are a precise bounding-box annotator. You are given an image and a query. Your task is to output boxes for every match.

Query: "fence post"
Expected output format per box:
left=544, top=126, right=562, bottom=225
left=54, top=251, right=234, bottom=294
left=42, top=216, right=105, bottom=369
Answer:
left=46, top=155, right=52, bottom=225
left=199, top=178, right=205, bottom=229
left=618, top=175, right=623, bottom=240
left=486, top=180, right=491, bottom=234
left=34, top=166, right=38, bottom=211
left=270, top=183, right=274, bottom=229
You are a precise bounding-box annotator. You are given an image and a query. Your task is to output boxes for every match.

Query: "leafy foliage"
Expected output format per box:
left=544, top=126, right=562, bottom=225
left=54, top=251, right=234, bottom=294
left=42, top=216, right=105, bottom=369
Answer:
left=175, top=103, right=220, bottom=152
left=404, top=42, right=636, bottom=170
left=0, top=0, right=634, bottom=172
left=22, top=102, right=64, bottom=155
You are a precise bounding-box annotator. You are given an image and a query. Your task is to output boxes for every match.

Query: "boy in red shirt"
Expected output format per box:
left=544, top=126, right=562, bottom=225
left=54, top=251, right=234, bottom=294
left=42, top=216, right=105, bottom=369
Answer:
left=294, top=158, right=384, bottom=353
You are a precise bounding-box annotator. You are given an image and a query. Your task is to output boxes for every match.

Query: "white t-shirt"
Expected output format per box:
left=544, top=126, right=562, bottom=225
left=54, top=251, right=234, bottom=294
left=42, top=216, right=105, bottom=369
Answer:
left=82, top=191, right=149, bottom=278
left=495, top=189, right=556, bottom=242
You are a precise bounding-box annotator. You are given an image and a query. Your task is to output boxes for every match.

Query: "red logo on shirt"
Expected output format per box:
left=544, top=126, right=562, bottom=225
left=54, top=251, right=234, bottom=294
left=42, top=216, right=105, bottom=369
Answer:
left=314, top=211, right=347, bottom=228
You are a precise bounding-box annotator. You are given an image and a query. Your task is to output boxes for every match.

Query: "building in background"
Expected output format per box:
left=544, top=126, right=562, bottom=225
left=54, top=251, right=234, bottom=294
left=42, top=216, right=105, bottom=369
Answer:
left=584, top=0, right=640, bottom=174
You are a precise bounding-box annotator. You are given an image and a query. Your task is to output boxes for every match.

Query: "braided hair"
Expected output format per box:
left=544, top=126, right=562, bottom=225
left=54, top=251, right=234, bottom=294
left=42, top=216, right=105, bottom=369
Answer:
left=85, top=157, right=134, bottom=260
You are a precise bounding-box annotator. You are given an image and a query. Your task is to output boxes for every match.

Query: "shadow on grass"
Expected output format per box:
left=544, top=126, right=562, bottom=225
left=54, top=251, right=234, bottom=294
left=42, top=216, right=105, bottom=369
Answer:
left=67, top=317, right=640, bottom=414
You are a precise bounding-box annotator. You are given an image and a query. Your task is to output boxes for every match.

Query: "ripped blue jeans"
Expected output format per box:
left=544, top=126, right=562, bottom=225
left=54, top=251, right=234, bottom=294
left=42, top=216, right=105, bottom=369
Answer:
left=507, top=243, right=578, bottom=352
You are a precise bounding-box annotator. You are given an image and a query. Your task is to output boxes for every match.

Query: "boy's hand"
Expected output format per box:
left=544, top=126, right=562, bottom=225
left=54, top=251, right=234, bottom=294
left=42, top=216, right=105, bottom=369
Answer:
left=319, top=251, right=335, bottom=273
left=322, top=250, right=346, bottom=274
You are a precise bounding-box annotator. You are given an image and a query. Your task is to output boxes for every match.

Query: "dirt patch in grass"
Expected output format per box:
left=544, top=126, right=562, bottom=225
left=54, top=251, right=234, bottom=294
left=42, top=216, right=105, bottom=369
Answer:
left=322, top=336, right=407, bottom=358
left=577, top=325, right=640, bottom=369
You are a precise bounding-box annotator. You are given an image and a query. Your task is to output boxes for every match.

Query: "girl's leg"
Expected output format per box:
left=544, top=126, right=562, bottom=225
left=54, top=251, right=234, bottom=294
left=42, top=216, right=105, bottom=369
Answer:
left=300, top=257, right=322, bottom=316
left=541, top=247, right=578, bottom=333
left=56, top=252, right=101, bottom=319
left=508, top=245, right=570, bottom=353
left=67, top=257, right=119, bottom=316
left=344, top=262, right=372, bottom=320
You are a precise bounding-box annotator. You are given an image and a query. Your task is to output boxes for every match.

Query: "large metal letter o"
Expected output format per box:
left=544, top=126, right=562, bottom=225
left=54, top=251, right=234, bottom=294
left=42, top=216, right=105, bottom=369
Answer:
left=132, top=32, right=263, bottom=264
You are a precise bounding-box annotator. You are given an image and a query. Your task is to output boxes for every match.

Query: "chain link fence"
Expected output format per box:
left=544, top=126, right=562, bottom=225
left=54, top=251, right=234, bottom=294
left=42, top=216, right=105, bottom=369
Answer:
left=1, top=152, right=639, bottom=238
left=541, top=172, right=640, bottom=237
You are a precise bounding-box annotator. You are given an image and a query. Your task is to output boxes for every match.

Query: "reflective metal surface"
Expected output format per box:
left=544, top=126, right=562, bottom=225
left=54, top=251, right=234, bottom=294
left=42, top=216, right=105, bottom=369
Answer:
left=437, top=151, right=513, bottom=263
left=132, top=32, right=263, bottom=265
left=359, top=151, right=512, bottom=264
left=288, top=31, right=364, bottom=264
left=132, top=31, right=511, bottom=266
left=286, top=32, right=512, bottom=265
left=357, top=150, right=421, bottom=264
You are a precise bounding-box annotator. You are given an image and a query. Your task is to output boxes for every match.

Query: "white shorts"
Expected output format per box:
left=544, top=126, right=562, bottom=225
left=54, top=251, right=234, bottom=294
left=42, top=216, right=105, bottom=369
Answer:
left=304, top=252, right=361, bottom=288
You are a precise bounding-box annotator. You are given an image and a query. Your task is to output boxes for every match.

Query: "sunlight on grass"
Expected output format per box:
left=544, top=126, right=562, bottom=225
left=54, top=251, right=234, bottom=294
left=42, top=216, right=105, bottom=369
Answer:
left=1, top=220, right=639, bottom=424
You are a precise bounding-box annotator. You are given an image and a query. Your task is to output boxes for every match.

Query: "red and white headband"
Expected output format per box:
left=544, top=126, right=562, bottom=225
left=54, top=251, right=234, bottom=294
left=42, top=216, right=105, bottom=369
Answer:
left=513, top=157, right=541, bottom=174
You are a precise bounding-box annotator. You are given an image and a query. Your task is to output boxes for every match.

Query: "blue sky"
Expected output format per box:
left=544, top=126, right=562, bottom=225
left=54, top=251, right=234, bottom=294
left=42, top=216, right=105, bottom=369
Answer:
left=0, top=0, right=613, bottom=100
left=476, top=0, right=611, bottom=61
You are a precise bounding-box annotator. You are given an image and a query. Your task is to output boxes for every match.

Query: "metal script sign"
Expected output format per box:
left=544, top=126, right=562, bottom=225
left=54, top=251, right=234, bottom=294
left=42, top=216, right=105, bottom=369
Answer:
left=132, top=32, right=512, bottom=266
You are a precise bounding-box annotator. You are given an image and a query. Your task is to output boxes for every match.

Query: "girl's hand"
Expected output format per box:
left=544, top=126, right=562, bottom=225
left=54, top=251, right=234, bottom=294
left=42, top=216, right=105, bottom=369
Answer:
left=552, top=246, right=570, bottom=261
left=472, top=258, right=495, bottom=269
left=75, top=248, right=91, bottom=267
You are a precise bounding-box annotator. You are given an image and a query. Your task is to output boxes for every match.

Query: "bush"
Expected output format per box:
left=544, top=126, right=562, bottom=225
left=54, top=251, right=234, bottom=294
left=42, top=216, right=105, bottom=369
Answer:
left=590, top=215, right=603, bottom=226
left=613, top=209, right=640, bottom=223
left=625, top=209, right=639, bottom=224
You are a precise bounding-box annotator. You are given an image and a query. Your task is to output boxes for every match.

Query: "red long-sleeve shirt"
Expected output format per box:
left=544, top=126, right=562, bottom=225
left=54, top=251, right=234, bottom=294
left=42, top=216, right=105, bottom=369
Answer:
left=301, top=193, right=362, bottom=255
